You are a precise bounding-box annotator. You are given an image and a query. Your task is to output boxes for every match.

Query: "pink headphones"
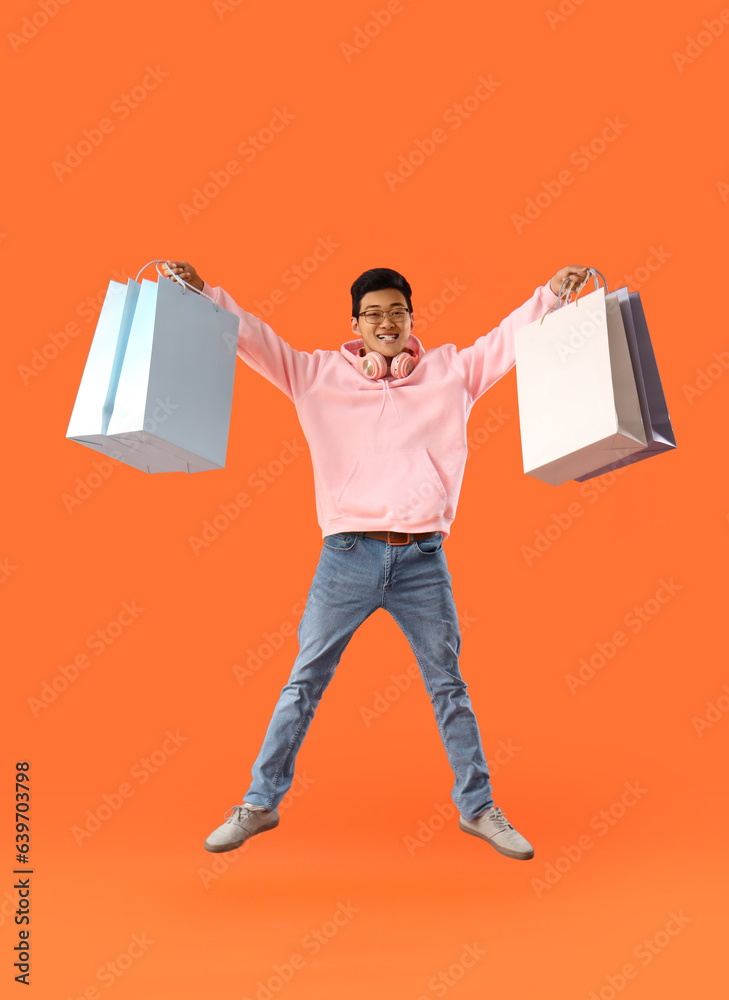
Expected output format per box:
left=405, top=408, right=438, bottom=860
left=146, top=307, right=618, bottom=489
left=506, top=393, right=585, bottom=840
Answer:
left=356, top=347, right=418, bottom=380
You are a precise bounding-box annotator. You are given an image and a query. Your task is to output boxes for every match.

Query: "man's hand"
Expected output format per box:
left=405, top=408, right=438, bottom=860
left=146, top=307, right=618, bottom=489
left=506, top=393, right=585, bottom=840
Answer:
left=161, top=260, right=204, bottom=293
left=549, top=265, right=592, bottom=297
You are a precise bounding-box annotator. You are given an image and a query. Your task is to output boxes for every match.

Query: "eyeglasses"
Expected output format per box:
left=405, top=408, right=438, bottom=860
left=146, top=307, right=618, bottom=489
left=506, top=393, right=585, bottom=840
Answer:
left=358, top=308, right=410, bottom=325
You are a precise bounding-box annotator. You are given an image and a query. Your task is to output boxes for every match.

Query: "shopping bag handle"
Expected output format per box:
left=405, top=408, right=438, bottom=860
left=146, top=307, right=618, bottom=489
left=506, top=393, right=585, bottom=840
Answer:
left=134, top=259, right=220, bottom=311
left=540, top=267, right=609, bottom=324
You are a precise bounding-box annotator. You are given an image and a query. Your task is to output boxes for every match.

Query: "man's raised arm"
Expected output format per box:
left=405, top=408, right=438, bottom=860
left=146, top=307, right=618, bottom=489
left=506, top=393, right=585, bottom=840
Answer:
left=162, top=260, right=325, bottom=403
left=451, top=265, right=590, bottom=403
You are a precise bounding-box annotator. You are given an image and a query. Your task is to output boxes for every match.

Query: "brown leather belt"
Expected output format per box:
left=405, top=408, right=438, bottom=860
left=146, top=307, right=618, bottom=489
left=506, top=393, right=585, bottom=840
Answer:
left=361, top=531, right=438, bottom=546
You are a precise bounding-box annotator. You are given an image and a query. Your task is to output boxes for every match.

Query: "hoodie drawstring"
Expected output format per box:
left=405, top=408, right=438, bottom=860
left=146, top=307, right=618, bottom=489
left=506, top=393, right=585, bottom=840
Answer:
left=378, top=378, right=401, bottom=422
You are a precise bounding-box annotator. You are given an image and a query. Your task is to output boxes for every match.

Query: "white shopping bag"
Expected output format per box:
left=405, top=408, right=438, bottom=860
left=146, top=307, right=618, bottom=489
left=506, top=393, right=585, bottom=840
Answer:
left=514, top=271, right=647, bottom=486
left=66, top=260, right=239, bottom=474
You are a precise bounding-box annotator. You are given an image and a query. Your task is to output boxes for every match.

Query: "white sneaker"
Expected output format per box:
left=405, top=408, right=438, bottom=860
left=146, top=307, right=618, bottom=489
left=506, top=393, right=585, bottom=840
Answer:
left=204, top=803, right=279, bottom=853
left=459, top=806, right=535, bottom=860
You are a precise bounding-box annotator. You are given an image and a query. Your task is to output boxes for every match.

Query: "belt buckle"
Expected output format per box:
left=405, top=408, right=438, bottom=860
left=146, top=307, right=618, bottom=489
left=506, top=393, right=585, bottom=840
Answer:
left=386, top=531, right=410, bottom=546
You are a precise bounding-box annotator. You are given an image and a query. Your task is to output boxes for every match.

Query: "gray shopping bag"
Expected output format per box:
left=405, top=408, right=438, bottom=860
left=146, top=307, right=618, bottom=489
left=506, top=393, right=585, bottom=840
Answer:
left=66, top=260, right=239, bottom=473
left=514, top=272, right=647, bottom=486
left=573, top=286, right=676, bottom=481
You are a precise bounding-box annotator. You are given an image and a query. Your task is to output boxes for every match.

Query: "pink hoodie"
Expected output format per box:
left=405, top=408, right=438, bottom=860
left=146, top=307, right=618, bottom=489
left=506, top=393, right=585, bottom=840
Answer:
left=202, top=278, right=558, bottom=540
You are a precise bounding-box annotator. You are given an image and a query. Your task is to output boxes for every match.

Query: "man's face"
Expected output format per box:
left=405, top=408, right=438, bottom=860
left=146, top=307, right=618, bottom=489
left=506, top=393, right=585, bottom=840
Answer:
left=351, top=287, right=413, bottom=359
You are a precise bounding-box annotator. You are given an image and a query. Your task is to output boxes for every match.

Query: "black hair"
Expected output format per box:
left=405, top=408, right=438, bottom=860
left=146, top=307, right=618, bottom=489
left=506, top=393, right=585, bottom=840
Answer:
left=350, top=267, right=413, bottom=320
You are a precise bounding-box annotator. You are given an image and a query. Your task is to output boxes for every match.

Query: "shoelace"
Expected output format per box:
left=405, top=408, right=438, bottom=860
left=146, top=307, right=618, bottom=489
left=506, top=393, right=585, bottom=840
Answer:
left=486, top=807, right=514, bottom=832
left=223, top=804, right=252, bottom=825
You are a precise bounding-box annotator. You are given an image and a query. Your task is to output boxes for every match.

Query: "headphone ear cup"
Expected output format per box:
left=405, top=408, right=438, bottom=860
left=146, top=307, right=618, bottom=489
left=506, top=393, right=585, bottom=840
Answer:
left=359, top=351, right=388, bottom=379
left=390, top=352, right=416, bottom=379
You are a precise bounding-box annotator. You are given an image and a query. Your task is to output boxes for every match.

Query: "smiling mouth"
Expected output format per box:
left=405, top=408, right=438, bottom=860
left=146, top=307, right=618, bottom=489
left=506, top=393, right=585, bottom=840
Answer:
left=377, top=334, right=399, bottom=341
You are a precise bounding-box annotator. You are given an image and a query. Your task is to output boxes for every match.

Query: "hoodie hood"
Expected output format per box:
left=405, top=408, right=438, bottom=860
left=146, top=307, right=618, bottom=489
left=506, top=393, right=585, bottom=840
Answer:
left=339, top=333, right=426, bottom=422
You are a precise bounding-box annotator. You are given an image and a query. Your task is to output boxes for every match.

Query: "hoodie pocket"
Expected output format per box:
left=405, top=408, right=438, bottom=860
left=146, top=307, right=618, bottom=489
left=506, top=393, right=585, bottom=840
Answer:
left=336, top=448, right=448, bottom=521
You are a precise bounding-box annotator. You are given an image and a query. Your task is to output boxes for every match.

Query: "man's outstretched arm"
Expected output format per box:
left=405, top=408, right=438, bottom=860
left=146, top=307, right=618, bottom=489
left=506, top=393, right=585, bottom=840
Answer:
left=453, top=265, right=591, bottom=403
left=161, top=260, right=325, bottom=403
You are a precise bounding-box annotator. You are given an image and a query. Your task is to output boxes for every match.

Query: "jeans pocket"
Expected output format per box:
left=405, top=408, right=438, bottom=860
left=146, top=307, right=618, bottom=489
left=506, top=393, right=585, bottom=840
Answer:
left=414, top=532, right=443, bottom=555
left=323, top=532, right=359, bottom=551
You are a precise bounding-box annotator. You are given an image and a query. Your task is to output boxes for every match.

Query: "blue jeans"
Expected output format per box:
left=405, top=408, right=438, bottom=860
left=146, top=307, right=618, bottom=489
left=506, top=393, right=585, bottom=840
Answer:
left=243, top=532, right=494, bottom=821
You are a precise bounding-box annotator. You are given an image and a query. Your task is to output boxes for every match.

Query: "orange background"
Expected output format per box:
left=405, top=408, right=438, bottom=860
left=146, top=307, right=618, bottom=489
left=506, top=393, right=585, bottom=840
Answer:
left=2, top=0, right=727, bottom=996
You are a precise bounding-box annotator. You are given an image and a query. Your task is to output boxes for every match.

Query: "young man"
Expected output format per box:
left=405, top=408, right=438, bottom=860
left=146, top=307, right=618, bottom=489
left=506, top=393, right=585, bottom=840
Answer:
left=162, top=259, right=589, bottom=861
